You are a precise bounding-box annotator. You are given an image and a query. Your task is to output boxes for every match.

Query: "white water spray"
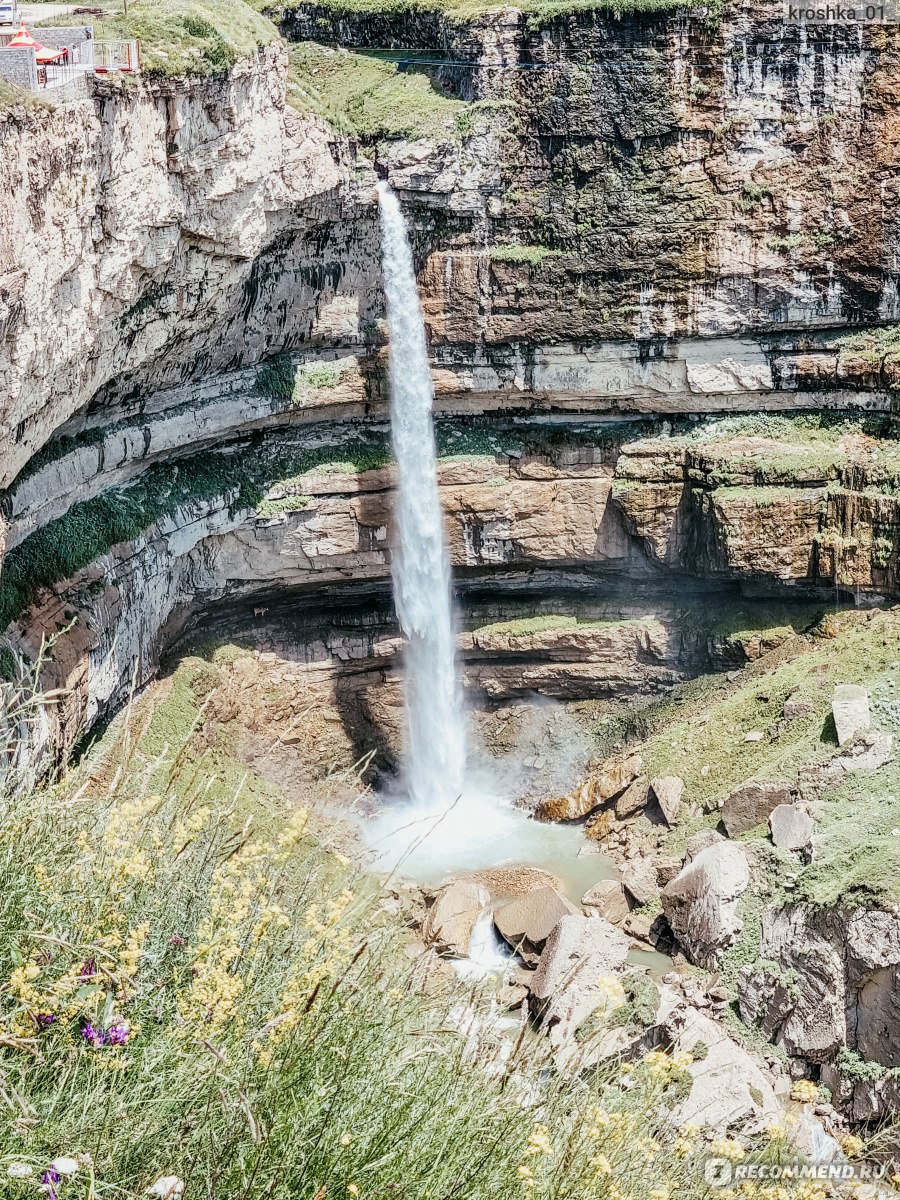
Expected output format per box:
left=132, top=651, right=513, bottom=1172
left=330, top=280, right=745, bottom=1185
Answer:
left=377, top=182, right=467, bottom=810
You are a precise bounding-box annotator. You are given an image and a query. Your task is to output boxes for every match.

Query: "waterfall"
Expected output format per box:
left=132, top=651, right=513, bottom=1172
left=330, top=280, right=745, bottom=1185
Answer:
left=377, top=182, right=467, bottom=810
left=365, top=185, right=615, bottom=900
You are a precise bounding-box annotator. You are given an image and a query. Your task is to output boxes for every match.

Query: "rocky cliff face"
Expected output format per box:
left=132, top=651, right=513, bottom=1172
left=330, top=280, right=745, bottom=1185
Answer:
left=292, top=0, right=900, bottom=412
left=4, top=4, right=900, bottom=763
left=0, top=45, right=375, bottom=491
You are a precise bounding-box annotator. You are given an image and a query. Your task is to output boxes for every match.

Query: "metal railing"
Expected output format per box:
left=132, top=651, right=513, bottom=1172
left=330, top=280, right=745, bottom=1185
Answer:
left=90, top=39, right=140, bottom=72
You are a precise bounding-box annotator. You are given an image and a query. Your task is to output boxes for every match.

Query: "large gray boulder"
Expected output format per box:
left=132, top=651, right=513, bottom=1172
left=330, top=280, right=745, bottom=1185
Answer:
left=531, top=915, right=631, bottom=1046
left=769, top=804, right=814, bottom=852
left=661, top=842, right=750, bottom=968
left=423, top=879, right=490, bottom=956
left=494, top=886, right=577, bottom=961
left=832, top=683, right=870, bottom=747
left=722, top=781, right=792, bottom=836
left=532, top=914, right=631, bottom=1001
left=741, top=904, right=846, bottom=1063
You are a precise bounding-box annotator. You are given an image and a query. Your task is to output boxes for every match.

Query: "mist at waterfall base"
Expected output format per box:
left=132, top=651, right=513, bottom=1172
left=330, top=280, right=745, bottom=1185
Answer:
left=364, top=185, right=613, bottom=905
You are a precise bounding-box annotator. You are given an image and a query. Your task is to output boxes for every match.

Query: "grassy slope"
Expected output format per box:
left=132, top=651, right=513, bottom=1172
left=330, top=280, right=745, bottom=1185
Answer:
left=287, top=43, right=465, bottom=137
left=42, top=0, right=277, bottom=78
left=0, top=654, right=764, bottom=1198
left=611, top=608, right=900, bottom=905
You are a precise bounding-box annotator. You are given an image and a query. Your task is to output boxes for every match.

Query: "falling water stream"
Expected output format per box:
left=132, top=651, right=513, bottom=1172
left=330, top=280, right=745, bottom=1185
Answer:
left=375, top=182, right=468, bottom=811
left=364, top=185, right=617, bottom=910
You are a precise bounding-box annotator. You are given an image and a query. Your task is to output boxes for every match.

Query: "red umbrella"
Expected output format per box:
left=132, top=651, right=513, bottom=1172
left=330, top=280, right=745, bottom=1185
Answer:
left=7, top=24, right=66, bottom=63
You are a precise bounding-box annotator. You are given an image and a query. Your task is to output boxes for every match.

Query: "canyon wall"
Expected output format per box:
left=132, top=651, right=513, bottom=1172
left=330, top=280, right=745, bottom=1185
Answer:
left=3, top=0, right=900, bottom=752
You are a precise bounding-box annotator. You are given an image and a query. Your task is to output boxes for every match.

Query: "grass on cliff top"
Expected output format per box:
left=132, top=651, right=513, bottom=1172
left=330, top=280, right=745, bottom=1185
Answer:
left=289, top=0, right=695, bottom=22
left=834, top=322, right=900, bottom=368
left=0, top=652, right=760, bottom=1197
left=621, top=412, right=900, bottom=492
left=0, top=78, right=49, bottom=110
left=42, top=0, right=277, bottom=78
left=287, top=42, right=465, bottom=137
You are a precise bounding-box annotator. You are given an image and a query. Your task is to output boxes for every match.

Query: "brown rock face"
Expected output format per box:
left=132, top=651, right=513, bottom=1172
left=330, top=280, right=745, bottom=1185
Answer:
left=722, top=782, right=794, bottom=837
left=581, top=879, right=630, bottom=925
left=614, top=777, right=650, bottom=820
left=538, top=754, right=644, bottom=822
left=494, top=887, right=578, bottom=960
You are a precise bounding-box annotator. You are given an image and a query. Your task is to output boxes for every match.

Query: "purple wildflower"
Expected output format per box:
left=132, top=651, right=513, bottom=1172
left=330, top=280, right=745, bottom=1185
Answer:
left=40, top=1168, right=60, bottom=1200
left=80, top=1022, right=106, bottom=1047
left=35, top=1012, right=56, bottom=1031
left=79, top=957, right=97, bottom=980
left=107, top=1021, right=130, bottom=1046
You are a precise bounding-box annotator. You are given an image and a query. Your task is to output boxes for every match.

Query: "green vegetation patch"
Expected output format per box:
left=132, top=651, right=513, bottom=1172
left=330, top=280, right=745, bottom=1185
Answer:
left=257, top=354, right=354, bottom=404
left=291, top=0, right=695, bottom=22
left=0, top=436, right=392, bottom=631
left=44, top=0, right=277, bottom=78
left=472, top=614, right=650, bottom=638
left=796, top=718, right=900, bottom=907
left=834, top=323, right=900, bottom=369
left=287, top=42, right=465, bottom=137
left=0, top=77, right=50, bottom=109
left=489, top=244, right=562, bottom=267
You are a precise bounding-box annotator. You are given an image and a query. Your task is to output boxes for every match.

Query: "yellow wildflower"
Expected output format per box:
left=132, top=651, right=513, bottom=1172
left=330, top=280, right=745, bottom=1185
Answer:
left=790, top=1079, right=819, bottom=1104
left=840, top=1133, right=864, bottom=1158
left=525, top=1124, right=552, bottom=1157
left=710, top=1138, right=746, bottom=1163
left=591, top=1154, right=613, bottom=1177
left=595, top=975, right=626, bottom=1011
left=340, top=1133, right=353, bottom=1147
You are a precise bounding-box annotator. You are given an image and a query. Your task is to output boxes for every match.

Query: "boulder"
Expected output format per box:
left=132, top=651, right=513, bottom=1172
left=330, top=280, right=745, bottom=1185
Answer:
left=834, top=730, right=893, bottom=773
left=538, top=754, right=643, bottom=821
left=620, top=858, right=660, bottom=906
left=494, top=887, right=577, bottom=960
left=655, top=855, right=684, bottom=886
left=654, top=987, right=782, bottom=1130
left=685, top=828, right=725, bottom=861
left=752, top=904, right=846, bottom=1063
left=769, top=804, right=814, bottom=852
left=531, top=915, right=631, bottom=1046
left=662, top=842, right=750, bottom=968
left=651, top=775, right=684, bottom=825
left=832, top=683, right=870, bottom=747
left=532, top=915, right=631, bottom=1001
left=423, top=879, right=490, bottom=956
left=582, top=878, right=629, bottom=925
left=615, top=776, right=650, bottom=819
left=722, top=781, right=792, bottom=836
